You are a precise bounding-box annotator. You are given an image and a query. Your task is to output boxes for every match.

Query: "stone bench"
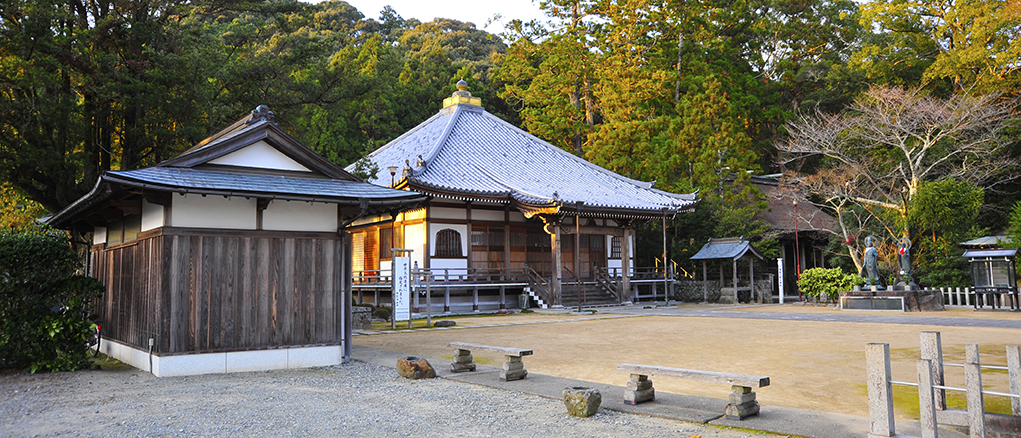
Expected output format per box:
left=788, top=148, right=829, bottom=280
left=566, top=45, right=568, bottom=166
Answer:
left=448, top=342, right=533, bottom=381
left=617, top=363, right=770, bottom=420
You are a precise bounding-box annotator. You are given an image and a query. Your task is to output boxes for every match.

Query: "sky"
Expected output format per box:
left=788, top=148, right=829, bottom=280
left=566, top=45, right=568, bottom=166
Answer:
left=301, top=0, right=548, bottom=34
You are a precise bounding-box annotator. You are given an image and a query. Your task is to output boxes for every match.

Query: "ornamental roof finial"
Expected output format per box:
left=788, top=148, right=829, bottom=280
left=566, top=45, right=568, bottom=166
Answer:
left=443, top=79, right=482, bottom=108
left=247, top=105, right=275, bottom=125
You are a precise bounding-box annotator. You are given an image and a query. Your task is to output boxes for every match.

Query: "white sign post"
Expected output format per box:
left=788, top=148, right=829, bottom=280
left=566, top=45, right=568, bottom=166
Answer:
left=391, top=249, right=413, bottom=329
left=777, top=258, right=785, bottom=304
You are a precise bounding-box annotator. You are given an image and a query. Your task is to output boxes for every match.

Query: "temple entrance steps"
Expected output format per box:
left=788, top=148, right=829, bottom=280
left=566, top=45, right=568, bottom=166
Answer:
left=561, top=283, right=620, bottom=307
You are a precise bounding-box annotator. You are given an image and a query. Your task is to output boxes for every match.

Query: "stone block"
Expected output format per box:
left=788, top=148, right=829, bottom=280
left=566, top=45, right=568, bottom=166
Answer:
left=501, top=368, right=527, bottom=381
left=731, top=385, right=752, bottom=394
left=725, top=400, right=760, bottom=420
left=433, top=320, right=456, bottom=327
left=629, top=373, right=649, bottom=382
left=623, top=388, right=655, bottom=405
left=626, top=380, right=653, bottom=391
left=502, top=358, right=525, bottom=372
left=450, top=362, right=476, bottom=372
left=563, top=387, right=602, bottom=417
left=397, top=356, right=436, bottom=380
left=729, top=390, right=756, bottom=405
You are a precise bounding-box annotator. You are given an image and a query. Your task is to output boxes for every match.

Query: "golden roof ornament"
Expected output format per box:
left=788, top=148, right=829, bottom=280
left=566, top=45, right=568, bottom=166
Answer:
left=443, top=79, right=482, bottom=108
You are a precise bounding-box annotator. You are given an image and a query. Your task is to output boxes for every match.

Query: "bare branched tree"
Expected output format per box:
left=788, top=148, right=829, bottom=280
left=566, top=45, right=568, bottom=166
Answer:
left=777, top=86, right=1020, bottom=263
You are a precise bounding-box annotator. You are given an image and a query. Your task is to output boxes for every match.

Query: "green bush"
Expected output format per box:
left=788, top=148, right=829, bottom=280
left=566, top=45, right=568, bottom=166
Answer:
left=797, top=267, right=863, bottom=301
left=0, top=227, right=104, bottom=372
left=373, top=306, right=392, bottom=321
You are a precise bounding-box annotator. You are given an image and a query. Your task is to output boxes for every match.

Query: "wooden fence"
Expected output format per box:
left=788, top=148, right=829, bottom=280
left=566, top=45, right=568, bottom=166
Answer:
left=866, top=331, right=1021, bottom=438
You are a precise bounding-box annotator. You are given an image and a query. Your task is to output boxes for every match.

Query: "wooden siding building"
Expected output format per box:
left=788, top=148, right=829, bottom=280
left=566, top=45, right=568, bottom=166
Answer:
left=48, top=106, right=426, bottom=376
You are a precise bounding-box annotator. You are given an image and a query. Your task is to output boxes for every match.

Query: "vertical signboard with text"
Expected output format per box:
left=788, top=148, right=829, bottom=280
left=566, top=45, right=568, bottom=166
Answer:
left=392, top=255, right=411, bottom=322
left=777, top=258, right=785, bottom=304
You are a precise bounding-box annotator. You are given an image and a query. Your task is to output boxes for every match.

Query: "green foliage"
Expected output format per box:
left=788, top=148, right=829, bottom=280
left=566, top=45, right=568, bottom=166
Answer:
left=797, top=267, right=863, bottom=300
left=910, top=180, right=984, bottom=287
left=1006, top=201, right=1021, bottom=249
left=910, top=179, right=984, bottom=245
left=0, top=227, right=104, bottom=372
left=373, top=306, right=393, bottom=321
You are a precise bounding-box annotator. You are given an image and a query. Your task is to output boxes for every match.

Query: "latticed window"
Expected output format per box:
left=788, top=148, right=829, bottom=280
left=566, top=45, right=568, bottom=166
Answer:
left=610, top=236, right=622, bottom=258
left=435, top=229, right=463, bottom=258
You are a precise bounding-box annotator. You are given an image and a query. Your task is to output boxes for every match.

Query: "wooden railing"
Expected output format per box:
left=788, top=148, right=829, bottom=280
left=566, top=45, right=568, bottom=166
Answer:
left=594, top=263, right=622, bottom=303
left=353, top=267, right=530, bottom=286
left=524, top=266, right=553, bottom=306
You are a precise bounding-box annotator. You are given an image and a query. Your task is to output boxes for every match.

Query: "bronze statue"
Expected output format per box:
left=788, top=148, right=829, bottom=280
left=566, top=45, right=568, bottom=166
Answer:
left=897, top=236, right=914, bottom=288
left=862, top=236, right=882, bottom=290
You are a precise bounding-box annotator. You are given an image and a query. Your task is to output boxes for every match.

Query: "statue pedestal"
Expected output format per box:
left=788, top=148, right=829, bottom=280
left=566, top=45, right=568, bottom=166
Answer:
left=840, top=289, right=944, bottom=312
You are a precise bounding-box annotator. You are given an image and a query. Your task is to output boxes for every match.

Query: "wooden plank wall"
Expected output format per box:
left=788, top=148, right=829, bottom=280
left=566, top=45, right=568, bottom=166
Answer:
left=92, top=230, right=345, bottom=354
left=91, top=236, right=165, bottom=353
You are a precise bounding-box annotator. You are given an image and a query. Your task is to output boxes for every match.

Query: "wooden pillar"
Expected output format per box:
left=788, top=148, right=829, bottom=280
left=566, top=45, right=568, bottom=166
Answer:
left=504, top=205, right=511, bottom=282
left=732, top=258, right=738, bottom=302
left=342, top=232, right=353, bottom=362
left=749, top=257, right=755, bottom=303
left=574, top=217, right=581, bottom=281
left=444, top=268, right=451, bottom=312
left=550, top=217, right=562, bottom=307
left=621, top=226, right=632, bottom=303
left=466, top=202, right=473, bottom=270
left=702, top=260, right=708, bottom=303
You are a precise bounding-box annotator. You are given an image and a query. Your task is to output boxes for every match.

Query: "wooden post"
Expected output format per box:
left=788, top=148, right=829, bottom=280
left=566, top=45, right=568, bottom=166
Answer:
left=425, top=272, right=432, bottom=328
left=499, top=285, right=506, bottom=310
left=920, top=331, right=946, bottom=410
left=965, top=344, right=986, bottom=438
left=917, top=359, right=939, bottom=438
left=702, top=260, right=708, bottom=303
left=342, top=232, right=353, bottom=363
left=443, top=269, right=450, bottom=313
left=551, top=218, right=562, bottom=307
left=749, top=257, right=755, bottom=303
left=1007, top=345, right=1020, bottom=416
left=622, top=226, right=631, bottom=303
left=732, top=258, right=738, bottom=302
left=866, top=343, right=896, bottom=437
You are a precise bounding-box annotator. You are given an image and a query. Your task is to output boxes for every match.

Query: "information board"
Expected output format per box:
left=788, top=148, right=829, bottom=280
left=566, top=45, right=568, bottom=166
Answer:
left=392, top=256, right=411, bottom=322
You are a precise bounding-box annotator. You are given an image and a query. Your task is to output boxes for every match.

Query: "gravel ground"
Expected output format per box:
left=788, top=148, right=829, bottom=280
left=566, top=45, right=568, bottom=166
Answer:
left=1, top=361, right=778, bottom=438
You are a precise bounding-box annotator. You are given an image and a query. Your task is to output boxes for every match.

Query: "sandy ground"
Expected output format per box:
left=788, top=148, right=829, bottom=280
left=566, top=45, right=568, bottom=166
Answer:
left=355, top=305, right=1021, bottom=420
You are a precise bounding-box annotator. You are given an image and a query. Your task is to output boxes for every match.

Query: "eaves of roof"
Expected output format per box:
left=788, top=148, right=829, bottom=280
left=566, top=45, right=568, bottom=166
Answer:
left=48, top=168, right=427, bottom=229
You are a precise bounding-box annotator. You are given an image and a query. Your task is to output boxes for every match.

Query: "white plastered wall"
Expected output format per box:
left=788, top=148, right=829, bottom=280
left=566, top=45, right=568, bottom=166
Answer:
left=404, top=222, right=426, bottom=269
left=170, top=193, right=257, bottom=230
left=141, top=199, right=164, bottom=232
left=429, top=206, right=465, bottom=220
left=207, top=140, right=311, bottom=172
left=263, top=200, right=337, bottom=232
left=471, top=209, right=504, bottom=222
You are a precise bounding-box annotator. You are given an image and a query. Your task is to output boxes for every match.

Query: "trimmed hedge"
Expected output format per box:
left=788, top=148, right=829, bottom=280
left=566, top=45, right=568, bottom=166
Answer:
left=0, top=228, right=104, bottom=372
left=797, top=267, right=863, bottom=301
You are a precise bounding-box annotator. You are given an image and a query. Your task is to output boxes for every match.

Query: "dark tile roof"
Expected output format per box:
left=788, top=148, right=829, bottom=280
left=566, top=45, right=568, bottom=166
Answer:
left=106, top=167, right=413, bottom=201
left=690, top=238, right=764, bottom=261
left=349, top=100, right=697, bottom=216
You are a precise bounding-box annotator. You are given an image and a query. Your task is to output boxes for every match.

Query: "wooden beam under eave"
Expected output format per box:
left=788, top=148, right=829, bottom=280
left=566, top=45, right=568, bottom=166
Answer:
left=559, top=225, right=623, bottom=236
left=142, top=192, right=172, bottom=206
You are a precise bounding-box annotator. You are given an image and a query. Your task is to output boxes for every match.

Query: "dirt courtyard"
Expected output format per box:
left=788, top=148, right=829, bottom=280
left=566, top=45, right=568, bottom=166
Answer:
left=354, top=304, right=1021, bottom=421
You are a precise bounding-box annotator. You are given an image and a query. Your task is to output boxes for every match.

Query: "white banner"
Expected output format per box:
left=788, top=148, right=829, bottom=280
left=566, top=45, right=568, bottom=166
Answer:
left=393, top=256, right=411, bottom=321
